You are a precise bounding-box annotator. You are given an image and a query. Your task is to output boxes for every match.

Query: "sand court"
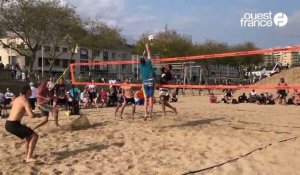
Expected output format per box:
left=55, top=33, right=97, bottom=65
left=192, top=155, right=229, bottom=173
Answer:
left=1, top=95, right=300, bottom=174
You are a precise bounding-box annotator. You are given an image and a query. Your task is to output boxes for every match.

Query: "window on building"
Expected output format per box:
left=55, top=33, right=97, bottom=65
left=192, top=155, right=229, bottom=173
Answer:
left=80, top=60, right=89, bottom=71
left=62, top=60, right=68, bottom=68
left=3, top=45, right=9, bottom=48
left=122, top=53, right=127, bottom=60
left=122, top=64, right=126, bottom=70
left=55, top=47, right=60, bottom=52
left=54, top=59, right=60, bottom=66
left=63, top=48, right=68, bottom=53
left=45, top=59, right=50, bottom=66
left=103, top=51, right=109, bottom=61
left=38, top=57, right=42, bottom=67
left=95, top=65, right=100, bottom=70
left=92, top=50, right=100, bottom=57
left=44, top=46, right=50, bottom=52
left=112, top=53, right=116, bottom=60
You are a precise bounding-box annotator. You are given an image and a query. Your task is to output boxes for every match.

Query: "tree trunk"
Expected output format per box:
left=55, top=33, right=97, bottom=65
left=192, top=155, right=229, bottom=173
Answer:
left=29, top=53, right=36, bottom=73
left=49, top=61, right=54, bottom=72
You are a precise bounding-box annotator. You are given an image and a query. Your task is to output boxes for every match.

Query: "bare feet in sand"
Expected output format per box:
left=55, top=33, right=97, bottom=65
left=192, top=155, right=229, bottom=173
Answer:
left=173, top=108, right=177, bottom=115
left=25, top=158, right=37, bottom=163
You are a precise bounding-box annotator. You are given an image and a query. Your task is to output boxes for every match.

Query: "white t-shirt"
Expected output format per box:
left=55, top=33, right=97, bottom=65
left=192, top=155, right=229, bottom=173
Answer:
left=30, top=87, right=38, bottom=99
left=109, top=79, right=117, bottom=84
left=80, top=92, right=89, bottom=101
left=88, top=84, right=97, bottom=92
left=250, top=91, right=257, bottom=96
left=5, top=92, right=15, bottom=99
left=47, top=81, right=55, bottom=90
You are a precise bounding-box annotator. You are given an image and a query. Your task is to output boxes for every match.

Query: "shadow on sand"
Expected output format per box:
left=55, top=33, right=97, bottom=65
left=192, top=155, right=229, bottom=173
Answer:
left=53, top=142, right=125, bottom=161
left=162, top=117, right=225, bottom=129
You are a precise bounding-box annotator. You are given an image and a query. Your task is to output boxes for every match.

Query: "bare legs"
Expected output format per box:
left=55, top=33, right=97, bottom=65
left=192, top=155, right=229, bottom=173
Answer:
left=33, top=107, right=60, bottom=130
left=144, top=97, right=154, bottom=121
left=160, top=100, right=177, bottom=117
left=120, top=102, right=136, bottom=119
left=24, top=133, right=39, bottom=163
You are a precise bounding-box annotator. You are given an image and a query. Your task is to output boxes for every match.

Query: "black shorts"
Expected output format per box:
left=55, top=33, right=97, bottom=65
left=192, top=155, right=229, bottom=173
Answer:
left=5, top=120, right=34, bottom=139
left=160, top=95, right=170, bottom=102
left=57, top=98, right=67, bottom=106
left=125, top=98, right=135, bottom=104
left=4, top=98, right=12, bottom=105
left=29, top=98, right=36, bottom=110
left=278, top=90, right=287, bottom=98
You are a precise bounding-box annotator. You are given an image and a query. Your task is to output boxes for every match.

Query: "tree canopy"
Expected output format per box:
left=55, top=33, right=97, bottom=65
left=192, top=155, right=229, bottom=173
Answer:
left=0, top=0, right=125, bottom=72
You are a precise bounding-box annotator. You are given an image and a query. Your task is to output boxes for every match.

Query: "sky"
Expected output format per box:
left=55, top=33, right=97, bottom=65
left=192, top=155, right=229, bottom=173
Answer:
left=63, top=0, right=300, bottom=48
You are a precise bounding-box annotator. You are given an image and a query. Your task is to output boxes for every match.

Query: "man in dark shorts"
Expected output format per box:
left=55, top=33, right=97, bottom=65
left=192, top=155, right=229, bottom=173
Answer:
left=119, top=77, right=136, bottom=119
left=159, top=64, right=177, bottom=117
left=139, top=43, right=155, bottom=120
left=5, top=85, right=39, bottom=163
left=277, top=77, right=289, bottom=105
left=34, top=79, right=60, bottom=130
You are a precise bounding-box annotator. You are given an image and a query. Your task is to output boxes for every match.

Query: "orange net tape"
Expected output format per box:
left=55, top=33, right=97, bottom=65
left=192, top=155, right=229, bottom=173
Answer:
left=70, top=45, right=300, bottom=89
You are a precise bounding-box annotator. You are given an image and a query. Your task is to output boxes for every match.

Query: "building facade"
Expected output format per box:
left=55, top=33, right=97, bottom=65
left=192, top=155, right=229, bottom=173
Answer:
left=264, top=51, right=300, bottom=67
left=0, top=37, right=133, bottom=80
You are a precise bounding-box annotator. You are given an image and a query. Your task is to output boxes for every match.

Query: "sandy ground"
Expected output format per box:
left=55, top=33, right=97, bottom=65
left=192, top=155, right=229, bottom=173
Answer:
left=1, top=94, right=300, bottom=175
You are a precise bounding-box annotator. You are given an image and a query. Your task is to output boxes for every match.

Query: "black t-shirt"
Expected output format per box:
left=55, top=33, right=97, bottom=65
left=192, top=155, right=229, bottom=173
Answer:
left=55, top=84, right=66, bottom=97
left=160, top=71, right=172, bottom=85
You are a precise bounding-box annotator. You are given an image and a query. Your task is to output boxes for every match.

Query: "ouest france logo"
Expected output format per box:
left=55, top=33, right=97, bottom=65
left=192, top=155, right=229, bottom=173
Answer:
left=240, top=12, right=288, bottom=28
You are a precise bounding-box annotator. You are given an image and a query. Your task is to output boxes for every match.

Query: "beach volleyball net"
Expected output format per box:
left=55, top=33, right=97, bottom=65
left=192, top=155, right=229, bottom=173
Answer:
left=69, top=45, right=300, bottom=90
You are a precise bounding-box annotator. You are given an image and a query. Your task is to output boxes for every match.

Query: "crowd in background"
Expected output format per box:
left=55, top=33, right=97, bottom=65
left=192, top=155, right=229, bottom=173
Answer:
left=209, top=78, right=300, bottom=105
left=0, top=76, right=178, bottom=118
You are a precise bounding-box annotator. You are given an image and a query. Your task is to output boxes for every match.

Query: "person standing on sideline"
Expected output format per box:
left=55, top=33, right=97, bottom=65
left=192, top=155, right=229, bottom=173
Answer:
left=29, top=82, right=38, bottom=110
left=277, top=77, right=288, bottom=105
left=139, top=43, right=155, bottom=120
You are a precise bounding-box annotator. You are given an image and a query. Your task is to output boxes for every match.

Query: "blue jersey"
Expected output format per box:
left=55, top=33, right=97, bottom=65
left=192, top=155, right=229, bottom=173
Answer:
left=139, top=59, right=154, bottom=81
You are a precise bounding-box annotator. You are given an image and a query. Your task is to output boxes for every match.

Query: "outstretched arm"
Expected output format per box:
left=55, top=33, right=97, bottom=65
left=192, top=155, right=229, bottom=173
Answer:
left=145, top=43, right=151, bottom=59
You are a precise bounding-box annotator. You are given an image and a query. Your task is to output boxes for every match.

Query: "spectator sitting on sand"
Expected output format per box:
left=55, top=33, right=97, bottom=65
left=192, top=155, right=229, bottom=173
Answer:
left=266, top=93, right=275, bottom=105
left=257, top=93, right=267, bottom=105
left=80, top=88, right=91, bottom=108
left=209, top=92, right=218, bottom=103
left=221, top=89, right=233, bottom=103
left=293, top=89, right=300, bottom=105
left=238, top=93, right=248, bottom=103
left=248, top=89, right=258, bottom=103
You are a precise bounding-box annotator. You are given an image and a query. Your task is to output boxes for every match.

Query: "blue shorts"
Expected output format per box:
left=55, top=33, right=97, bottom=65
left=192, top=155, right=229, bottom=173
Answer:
left=143, top=80, right=154, bottom=98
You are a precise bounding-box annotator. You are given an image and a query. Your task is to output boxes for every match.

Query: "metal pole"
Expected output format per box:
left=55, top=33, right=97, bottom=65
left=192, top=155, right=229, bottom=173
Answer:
left=136, top=55, right=139, bottom=80
left=131, top=56, right=134, bottom=76
left=9, top=44, right=11, bottom=65
left=42, top=45, right=44, bottom=77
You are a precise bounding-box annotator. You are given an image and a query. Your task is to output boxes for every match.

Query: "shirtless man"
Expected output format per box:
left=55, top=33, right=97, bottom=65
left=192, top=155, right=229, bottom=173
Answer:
left=277, top=77, right=289, bottom=105
left=5, top=85, right=39, bottom=163
left=119, top=77, right=136, bottom=119
left=34, top=79, right=60, bottom=130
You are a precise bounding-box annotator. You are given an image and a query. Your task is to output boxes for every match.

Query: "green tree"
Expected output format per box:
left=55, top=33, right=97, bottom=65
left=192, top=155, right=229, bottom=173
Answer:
left=81, top=19, right=125, bottom=61
left=0, top=0, right=79, bottom=72
left=231, top=42, right=264, bottom=81
left=135, top=29, right=194, bottom=58
left=192, top=40, right=230, bottom=84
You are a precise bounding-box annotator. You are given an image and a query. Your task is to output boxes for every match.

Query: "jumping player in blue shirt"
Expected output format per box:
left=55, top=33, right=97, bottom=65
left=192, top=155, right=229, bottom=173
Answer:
left=139, top=43, right=155, bottom=121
